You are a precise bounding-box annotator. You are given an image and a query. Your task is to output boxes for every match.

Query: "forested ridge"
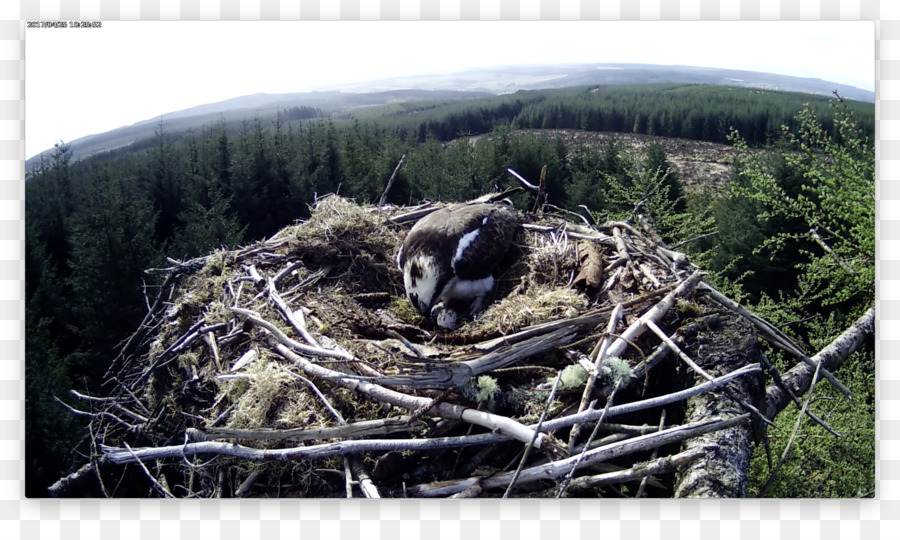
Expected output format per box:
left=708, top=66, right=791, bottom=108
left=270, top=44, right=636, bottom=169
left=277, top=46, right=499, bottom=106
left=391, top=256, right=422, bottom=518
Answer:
left=349, top=83, right=874, bottom=146
left=26, top=83, right=875, bottom=497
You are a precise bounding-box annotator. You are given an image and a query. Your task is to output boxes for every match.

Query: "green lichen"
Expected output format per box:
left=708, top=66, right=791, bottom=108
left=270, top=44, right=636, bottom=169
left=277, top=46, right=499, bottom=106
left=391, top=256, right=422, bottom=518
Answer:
left=600, top=356, right=634, bottom=386
left=475, top=375, right=500, bottom=407
left=558, top=364, right=589, bottom=391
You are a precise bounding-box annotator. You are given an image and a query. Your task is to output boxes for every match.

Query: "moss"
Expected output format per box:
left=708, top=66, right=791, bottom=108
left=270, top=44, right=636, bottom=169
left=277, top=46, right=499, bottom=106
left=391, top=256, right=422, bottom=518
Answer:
left=676, top=298, right=703, bottom=318
left=391, top=296, right=424, bottom=325
left=203, top=301, right=230, bottom=326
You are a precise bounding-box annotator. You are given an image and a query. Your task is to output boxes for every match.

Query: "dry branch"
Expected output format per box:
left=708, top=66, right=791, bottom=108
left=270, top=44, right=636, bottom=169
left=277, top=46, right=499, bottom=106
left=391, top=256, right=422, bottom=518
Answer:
left=377, top=153, right=407, bottom=206
left=204, top=417, right=423, bottom=442
left=699, top=282, right=851, bottom=396
left=405, top=414, right=750, bottom=497
left=567, top=445, right=705, bottom=494
left=267, top=340, right=557, bottom=454
left=765, top=306, right=874, bottom=420
left=568, top=303, right=623, bottom=453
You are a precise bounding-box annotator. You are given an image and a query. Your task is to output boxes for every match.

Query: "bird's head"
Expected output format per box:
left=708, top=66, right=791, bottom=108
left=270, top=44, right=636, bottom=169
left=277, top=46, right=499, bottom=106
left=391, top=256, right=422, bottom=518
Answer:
left=403, top=253, right=443, bottom=315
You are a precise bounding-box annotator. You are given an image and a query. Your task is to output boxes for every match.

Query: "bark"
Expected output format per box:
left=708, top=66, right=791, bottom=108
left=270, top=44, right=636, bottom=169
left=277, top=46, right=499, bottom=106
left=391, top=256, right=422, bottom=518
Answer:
left=674, top=312, right=766, bottom=498
left=765, top=306, right=874, bottom=419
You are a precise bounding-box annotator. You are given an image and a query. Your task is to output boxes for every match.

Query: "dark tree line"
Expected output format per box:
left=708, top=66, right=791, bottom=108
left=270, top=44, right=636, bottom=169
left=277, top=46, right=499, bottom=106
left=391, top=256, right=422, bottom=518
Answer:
left=377, top=84, right=874, bottom=147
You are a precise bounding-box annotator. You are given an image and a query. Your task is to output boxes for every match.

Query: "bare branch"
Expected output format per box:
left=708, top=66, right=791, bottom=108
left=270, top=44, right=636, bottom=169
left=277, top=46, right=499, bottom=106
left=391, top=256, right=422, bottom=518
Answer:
left=377, top=154, right=407, bottom=206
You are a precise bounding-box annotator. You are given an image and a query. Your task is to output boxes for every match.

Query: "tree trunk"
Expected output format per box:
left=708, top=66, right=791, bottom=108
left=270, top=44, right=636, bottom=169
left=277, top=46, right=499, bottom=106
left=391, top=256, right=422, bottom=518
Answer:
left=674, top=312, right=766, bottom=497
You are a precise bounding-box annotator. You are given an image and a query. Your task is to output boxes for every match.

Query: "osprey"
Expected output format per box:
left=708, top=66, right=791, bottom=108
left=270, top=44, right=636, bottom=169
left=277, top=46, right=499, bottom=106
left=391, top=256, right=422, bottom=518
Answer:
left=397, top=200, right=518, bottom=330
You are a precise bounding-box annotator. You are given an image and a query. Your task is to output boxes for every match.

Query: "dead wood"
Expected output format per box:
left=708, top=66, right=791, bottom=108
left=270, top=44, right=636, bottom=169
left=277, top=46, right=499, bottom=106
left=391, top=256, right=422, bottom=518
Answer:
left=49, top=194, right=868, bottom=498
left=673, top=313, right=766, bottom=498
left=377, top=153, right=406, bottom=207
left=764, top=306, right=874, bottom=420
left=573, top=240, right=604, bottom=290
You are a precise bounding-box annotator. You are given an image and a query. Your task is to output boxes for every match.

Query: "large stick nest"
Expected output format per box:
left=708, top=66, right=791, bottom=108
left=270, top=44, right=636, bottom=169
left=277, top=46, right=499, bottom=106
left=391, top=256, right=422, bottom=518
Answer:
left=66, top=194, right=818, bottom=498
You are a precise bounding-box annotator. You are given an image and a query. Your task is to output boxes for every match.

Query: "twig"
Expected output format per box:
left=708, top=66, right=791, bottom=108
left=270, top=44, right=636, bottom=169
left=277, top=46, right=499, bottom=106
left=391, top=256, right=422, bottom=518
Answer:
left=266, top=338, right=554, bottom=453
left=388, top=203, right=440, bottom=224
left=272, top=259, right=305, bottom=288
left=758, top=350, right=841, bottom=437
left=103, top=366, right=761, bottom=469
left=759, top=356, right=824, bottom=497
left=699, top=282, right=851, bottom=396
left=565, top=446, right=707, bottom=493
left=54, top=396, right=144, bottom=432
left=645, top=319, right=774, bottom=429
left=69, top=390, right=149, bottom=424
left=386, top=329, right=426, bottom=359
left=123, top=442, right=175, bottom=498
left=103, top=430, right=540, bottom=465
left=235, top=470, right=261, bottom=498
left=808, top=228, right=856, bottom=275
left=266, top=279, right=320, bottom=347
left=48, top=458, right=107, bottom=497
left=602, top=270, right=705, bottom=361
left=203, top=332, right=222, bottom=371
left=355, top=327, right=578, bottom=389
left=568, top=303, right=623, bottom=453
left=635, top=410, right=666, bottom=498
left=131, top=321, right=227, bottom=388
left=377, top=154, right=407, bottom=206
left=293, top=369, right=382, bottom=498
left=507, top=168, right=540, bottom=190
left=343, top=458, right=354, bottom=498
left=521, top=222, right=614, bottom=243
left=539, top=364, right=762, bottom=434
left=669, top=231, right=719, bottom=250
left=557, top=379, right=623, bottom=497
left=292, top=373, right=346, bottom=426
left=531, top=165, right=548, bottom=214
left=503, top=371, right=562, bottom=498
left=232, top=307, right=353, bottom=362
left=765, top=305, right=874, bottom=420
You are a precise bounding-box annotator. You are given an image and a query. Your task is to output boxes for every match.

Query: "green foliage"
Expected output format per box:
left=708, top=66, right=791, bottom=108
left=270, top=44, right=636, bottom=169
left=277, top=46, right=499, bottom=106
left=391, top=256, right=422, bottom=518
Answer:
left=724, top=98, right=874, bottom=317
left=173, top=181, right=246, bottom=258
left=749, top=343, right=875, bottom=498
left=712, top=97, right=875, bottom=498
left=601, top=142, right=714, bottom=256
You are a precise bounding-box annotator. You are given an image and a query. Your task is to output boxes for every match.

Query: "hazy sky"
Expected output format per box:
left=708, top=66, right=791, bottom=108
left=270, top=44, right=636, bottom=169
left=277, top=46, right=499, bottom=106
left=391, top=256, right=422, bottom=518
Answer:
left=25, top=20, right=874, bottom=159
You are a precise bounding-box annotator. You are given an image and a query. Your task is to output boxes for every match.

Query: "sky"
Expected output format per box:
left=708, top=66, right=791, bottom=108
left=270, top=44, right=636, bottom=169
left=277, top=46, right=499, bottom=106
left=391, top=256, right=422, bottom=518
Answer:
left=25, top=20, right=874, bottom=159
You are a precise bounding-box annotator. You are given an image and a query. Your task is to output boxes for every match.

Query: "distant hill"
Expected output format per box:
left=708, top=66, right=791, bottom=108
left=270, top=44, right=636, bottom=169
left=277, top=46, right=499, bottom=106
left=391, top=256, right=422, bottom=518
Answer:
left=323, top=63, right=874, bottom=102
left=26, top=63, right=872, bottom=171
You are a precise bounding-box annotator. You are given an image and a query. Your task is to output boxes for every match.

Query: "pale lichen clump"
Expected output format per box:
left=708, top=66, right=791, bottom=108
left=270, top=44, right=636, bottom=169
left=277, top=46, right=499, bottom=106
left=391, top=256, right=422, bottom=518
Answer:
left=557, top=364, right=589, bottom=391
left=600, top=356, right=634, bottom=386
